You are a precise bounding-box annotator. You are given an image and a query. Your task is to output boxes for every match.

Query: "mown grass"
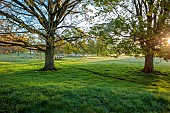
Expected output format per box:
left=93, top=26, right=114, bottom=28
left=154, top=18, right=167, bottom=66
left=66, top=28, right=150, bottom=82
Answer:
left=0, top=54, right=170, bottom=113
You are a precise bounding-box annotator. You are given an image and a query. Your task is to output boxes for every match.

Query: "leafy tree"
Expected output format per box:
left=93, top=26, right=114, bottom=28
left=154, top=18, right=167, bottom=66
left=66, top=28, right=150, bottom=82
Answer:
left=90, top=18, right=129, bottom=57
left=0, top=0, right=87, bottom=70
left=86, top=38, right=97, bottom=55
left=93, top=0, right=170, bottom=73
left=129, top=0, right=170, bottom=73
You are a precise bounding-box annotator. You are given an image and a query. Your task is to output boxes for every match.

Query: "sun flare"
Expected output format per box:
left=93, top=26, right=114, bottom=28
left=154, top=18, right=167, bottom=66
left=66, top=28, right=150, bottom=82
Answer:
left=168, top=38, right=170, bottom=44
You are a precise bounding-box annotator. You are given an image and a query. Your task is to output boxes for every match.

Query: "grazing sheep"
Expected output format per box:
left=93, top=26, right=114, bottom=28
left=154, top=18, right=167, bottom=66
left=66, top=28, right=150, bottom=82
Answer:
left=60, top=55, right=64, bottom=58
left=28, top=56, right=33, bottom=58
left=54, top=55, right=64, bottom=60
left=37, top=56, right=43, bottom=59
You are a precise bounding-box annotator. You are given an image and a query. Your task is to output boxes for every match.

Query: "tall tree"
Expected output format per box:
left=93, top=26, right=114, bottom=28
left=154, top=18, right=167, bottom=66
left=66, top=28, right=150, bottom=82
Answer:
left=0, top=0, right=86, bottom=70
left=93, top=0, right=170, bottom=73
left=128, top=0, right=170, bottom=73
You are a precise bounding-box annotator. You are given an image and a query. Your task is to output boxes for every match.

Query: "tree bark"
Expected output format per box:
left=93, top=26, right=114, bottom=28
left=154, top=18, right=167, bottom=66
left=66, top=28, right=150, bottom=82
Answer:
left=42, top=46, right=56, bottom=71
left=17, top=50, right=20, bottom=56
left=142, top=53, right=154, bottom=73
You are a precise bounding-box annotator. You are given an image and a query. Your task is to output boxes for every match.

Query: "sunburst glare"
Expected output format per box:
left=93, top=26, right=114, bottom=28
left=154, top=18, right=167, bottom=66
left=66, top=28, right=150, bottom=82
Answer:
left=168, top=38, right=170, bottom=44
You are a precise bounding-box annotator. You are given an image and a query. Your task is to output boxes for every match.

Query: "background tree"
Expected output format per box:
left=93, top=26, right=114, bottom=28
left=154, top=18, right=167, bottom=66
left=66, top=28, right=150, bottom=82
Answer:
left=93, top=0, right=170, bottom=73
left=0, top=0, right=88, bottom=70
left=90, top=20, right=127, bottom=57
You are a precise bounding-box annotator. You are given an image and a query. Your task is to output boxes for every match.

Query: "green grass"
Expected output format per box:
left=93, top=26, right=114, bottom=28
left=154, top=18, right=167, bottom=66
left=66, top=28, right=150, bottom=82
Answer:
left=0, top=53, right=170, bottom=113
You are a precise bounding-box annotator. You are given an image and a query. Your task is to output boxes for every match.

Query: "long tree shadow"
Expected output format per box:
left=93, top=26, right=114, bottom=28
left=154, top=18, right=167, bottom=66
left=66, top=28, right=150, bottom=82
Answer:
left=71, top=63, right=170, bottom=87
left=1, top=82, right=170, bottom=113
left=1, top=57, right=170, bottom=112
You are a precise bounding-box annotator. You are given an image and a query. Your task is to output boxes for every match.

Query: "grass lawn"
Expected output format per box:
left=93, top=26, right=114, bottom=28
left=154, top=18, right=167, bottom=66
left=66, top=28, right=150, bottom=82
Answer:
left=0, top=53, right=170, bottom=113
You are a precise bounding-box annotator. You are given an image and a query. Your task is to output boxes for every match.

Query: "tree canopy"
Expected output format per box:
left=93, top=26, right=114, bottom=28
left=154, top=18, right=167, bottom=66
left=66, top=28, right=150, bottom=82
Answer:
left=92, top=0, right=170, bottom=73
left=0, top=0, right=89, bottom=70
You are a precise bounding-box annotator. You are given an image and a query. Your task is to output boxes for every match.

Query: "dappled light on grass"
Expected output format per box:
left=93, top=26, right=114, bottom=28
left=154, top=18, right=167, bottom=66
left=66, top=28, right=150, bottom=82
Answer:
left=1, top=81, right=170, bottom=112
left=0, top=55, right=170, bottom=112
left=0, top=62, right=44, bottom=75
left=148, top=78, right=170, bottom=93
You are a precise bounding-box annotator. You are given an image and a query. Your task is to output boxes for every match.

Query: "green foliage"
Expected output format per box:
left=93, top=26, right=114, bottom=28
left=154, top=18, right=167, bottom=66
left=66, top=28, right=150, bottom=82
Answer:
left=90, top=17, right=139, bottom=56
left=0, top=54, right=170, bottom=112
left=115, top=38, right=142, bottom=56
left=92, top=0, right=170, bottom=62
left=157, top=43, right=170, bottom=61
left=93, top=0, right=123, bottom=7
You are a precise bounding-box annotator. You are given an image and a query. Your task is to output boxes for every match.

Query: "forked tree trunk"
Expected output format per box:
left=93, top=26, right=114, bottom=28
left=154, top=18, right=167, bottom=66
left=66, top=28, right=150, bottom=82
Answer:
left=142, top=53, right=154, bottom=73
left=42, top=46, right=56, bottom=71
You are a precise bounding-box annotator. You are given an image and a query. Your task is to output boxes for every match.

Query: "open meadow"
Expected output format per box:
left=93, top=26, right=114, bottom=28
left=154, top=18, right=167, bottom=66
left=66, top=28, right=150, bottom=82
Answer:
left=0, top=53, right=170, bottom=113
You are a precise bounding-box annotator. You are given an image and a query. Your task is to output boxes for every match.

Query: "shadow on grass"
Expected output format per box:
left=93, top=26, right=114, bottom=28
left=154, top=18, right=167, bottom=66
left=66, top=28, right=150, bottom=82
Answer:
left=1, top=82, right=170, bottom=113
left=71, top=64, right=170, bottom=88
left=0, top=57, right=170, bottom=112
left=1, top=57, right=170, bottom=88
left=1, top=58, right=169, bottom=91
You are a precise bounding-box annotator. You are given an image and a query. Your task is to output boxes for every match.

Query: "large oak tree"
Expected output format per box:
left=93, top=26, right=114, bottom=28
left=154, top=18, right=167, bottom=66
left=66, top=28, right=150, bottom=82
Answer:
left=0, top=0, right=87, bottom=70
left=130, top=0, right=170, bottom=73
left=93, top=0, right=170, bottom=73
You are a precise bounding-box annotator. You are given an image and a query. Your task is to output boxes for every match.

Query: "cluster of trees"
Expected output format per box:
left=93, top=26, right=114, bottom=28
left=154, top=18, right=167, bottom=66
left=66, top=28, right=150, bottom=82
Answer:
left=54, top=38, right=114, bottom=56
left=0, top=46, right=26, bottom=54
left=0, top=0, right=170, bottom=73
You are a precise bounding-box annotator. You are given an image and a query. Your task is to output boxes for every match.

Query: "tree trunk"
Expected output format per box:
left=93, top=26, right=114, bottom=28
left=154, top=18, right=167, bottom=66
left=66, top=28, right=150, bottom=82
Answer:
left=17, top=50, right=20, bottom=56
left=142, top=53, right=154, bottom=73
left=42, top=46, right=56, bottom=71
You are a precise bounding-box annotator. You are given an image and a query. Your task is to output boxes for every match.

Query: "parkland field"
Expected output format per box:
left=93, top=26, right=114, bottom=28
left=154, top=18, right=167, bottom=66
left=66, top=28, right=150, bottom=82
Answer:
left=0, top=53, right=170, bottom=113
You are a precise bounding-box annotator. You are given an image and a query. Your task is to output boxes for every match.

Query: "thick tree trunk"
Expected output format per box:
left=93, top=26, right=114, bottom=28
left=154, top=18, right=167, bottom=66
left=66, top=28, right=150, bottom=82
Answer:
left=142, top=53, right=154, bottom=73
left=42, top=46, right=56, bottom=71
